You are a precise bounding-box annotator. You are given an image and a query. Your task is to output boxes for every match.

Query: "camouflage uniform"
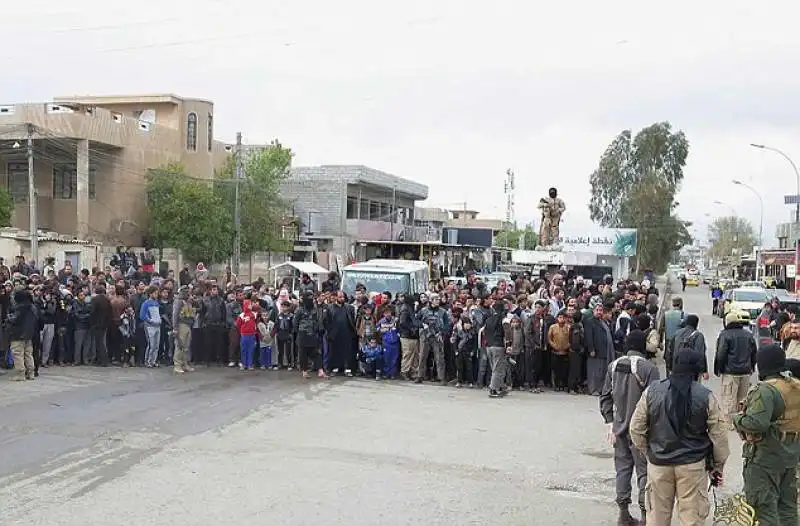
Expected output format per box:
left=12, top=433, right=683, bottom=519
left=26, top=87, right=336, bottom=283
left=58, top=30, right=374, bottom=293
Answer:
left=733, top=373, right=800, bottom=526
left=537, top=197, right=565, bottom=246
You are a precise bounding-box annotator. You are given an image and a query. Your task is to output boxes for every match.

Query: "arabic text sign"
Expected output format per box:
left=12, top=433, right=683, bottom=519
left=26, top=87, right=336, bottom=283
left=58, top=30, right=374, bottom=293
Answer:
left=558, top=228, right=637, bottom=256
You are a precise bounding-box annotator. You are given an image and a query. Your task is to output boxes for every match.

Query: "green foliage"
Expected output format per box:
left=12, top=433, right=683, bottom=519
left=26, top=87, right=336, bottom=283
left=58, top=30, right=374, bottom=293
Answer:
left=215, top=140, right=293, bottom=253
left=0, top=187, right=14, bottom=228
left=495, top=223, right=538, bottom=249
left=589, top=122, right=691, bottom=273
left=146, top=164, right=233, bottom=263
left=707, top=216, right=756, bottom=261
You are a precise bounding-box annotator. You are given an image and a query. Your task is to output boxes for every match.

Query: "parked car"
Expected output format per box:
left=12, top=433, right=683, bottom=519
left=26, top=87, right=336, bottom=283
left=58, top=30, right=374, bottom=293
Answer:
left=721, top=288, right=769, bottom=323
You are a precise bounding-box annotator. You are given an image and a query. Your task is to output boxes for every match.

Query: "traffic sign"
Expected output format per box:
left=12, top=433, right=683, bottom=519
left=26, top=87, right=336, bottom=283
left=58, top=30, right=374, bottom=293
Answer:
left=784, top=195, right=800, bottom=204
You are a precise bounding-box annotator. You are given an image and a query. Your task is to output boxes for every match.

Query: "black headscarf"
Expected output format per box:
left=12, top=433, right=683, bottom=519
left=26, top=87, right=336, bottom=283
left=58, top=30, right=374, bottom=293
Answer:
left=757, top=344, right=786, bottom=380
left=667, top=349, right=704, bottom=432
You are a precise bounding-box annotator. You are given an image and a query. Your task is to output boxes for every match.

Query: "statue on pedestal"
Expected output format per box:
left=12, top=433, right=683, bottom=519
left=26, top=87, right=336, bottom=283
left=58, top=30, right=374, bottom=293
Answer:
left=537, top=187, right=566, bottom=249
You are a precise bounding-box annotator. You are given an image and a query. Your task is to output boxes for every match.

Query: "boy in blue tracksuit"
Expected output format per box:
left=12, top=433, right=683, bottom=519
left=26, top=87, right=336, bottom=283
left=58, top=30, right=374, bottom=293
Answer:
left=139, top=286, right=161, bottom=368
left=358, top=334, right=384, bottom=380
left=377, top=308, right=399, bottom=379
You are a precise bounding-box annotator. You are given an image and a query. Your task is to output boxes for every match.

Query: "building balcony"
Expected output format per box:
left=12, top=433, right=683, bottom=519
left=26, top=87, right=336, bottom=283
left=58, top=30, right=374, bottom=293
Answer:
left=346, top=219, right=441, bottom=243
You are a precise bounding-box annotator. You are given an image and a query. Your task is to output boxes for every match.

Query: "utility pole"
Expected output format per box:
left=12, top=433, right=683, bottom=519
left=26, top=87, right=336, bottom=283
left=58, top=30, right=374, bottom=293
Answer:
left=233, top=132, right=243, bottom=275
left=503, top=169, right=515, bottom=248
left=390, top=184, right=397, bottom=241
left=27, top=124, right=37, bottom=267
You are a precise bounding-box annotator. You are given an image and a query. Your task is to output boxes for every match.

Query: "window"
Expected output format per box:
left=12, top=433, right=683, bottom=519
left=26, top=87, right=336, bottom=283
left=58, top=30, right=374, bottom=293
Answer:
left=369, top=201, right=381, bottom=220
left=7, top=162, right=27, bottom=202
left=732, top=290, right=768, bottom=303
left=52, top=164, right=96, bottom=200
left=186, top=112, right=198, bottom=151
left=346, top=196, right=358, bottom=219
left=207, top=114, right=213, bottom=152
left=380, top=202, right=390, bottom=222
left=359, top=199, right=370, bottom=220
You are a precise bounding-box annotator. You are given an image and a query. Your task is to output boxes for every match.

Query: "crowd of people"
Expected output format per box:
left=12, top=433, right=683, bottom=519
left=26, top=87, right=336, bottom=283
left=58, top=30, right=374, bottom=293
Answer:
left=1, top=258, right=667, bottom=393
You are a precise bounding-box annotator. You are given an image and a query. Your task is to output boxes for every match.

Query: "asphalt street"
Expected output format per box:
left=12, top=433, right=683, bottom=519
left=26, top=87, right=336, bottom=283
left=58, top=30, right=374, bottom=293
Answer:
left=0, top=281, right=746, bottom=525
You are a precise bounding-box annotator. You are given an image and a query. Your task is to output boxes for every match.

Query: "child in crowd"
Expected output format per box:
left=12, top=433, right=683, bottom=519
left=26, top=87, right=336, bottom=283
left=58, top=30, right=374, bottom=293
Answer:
left=274, top=300, right=294, bottom=370
left=568, top=310, right=585, bottom=395
left=257, top=310, right=275, bottom=370
left=505, top=315, right=524, bottom=389
left=120, top=305, right=136, bottom=367
left=377, top=306, right=399, bottom=378
left=452, top=315, right=477, bottom=388
left=358, top=334, right=384, bottom=380
left=357, top=303, right=377, bottom=348
left=548, top=310, right=572, bottom=391
left=236, top=299, right=258, bottom=371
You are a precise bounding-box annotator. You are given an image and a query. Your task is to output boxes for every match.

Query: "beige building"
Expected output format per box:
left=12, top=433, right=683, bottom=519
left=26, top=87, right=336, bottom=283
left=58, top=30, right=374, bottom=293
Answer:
left=0, top=94, right=232, bottom=246
left=414, top=206, right=511, bottom=234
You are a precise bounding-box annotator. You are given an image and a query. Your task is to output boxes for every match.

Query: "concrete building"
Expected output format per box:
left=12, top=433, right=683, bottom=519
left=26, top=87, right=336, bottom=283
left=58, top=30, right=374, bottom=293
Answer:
left=0, top=94, right=232, bottom=246
left=280, top=165, right=432, bottom=257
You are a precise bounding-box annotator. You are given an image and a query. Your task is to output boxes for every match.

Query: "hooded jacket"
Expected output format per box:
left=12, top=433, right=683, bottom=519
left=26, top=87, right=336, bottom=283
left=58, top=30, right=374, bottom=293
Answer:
left=235, top=300, right=258, bottom=336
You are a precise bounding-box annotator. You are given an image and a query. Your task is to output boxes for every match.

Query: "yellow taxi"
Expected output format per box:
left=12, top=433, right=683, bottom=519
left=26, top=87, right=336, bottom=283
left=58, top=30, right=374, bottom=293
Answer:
left=685, top=273, right=700, bottom=286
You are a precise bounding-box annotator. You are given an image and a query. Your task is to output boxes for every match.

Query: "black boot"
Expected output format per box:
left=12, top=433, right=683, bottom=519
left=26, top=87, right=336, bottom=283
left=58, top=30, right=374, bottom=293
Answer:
left=617, top=506, right=638, bottom=526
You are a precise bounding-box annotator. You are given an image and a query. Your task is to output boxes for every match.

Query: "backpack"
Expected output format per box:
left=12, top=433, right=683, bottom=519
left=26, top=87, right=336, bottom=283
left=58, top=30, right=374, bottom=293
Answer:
left=676, top=330, right=699, bottom=356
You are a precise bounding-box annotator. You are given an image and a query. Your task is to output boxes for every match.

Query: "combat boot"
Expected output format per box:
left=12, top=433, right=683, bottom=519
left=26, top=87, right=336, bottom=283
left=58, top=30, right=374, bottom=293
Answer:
left=617, top=505, right=638, bottom=526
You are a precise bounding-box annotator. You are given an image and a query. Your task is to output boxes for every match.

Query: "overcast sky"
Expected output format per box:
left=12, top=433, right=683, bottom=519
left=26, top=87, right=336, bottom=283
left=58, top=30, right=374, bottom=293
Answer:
left=3, top=0, right=799, bottom=245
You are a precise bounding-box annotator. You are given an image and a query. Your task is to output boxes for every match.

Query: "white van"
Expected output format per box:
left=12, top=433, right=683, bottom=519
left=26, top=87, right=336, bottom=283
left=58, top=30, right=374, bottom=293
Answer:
left=341, top=259, right=429, bottom=296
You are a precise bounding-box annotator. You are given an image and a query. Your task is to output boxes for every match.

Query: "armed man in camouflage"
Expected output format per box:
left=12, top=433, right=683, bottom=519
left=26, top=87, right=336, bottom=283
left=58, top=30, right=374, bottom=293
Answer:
left=733, top=344, right=800, bottom=526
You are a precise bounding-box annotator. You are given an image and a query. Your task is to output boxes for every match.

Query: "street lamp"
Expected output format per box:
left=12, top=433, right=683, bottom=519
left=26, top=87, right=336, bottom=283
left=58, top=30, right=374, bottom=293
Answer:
left=732, top=180, right=765, bottom=280
left=752, top=143, right=800, bottom=290
left=731, top=180, right=763, bottom=246
left=750, top=143, right=800, bottom=223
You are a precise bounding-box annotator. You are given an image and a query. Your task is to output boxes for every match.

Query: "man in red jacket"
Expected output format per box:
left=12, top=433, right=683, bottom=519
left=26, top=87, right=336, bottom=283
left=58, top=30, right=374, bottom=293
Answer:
left=235, top=300, right=258, bottom=371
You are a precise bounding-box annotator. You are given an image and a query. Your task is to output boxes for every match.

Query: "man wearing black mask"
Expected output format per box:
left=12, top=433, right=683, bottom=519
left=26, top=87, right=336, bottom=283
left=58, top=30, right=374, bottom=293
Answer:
left=630, top=350, right=729, bottom=526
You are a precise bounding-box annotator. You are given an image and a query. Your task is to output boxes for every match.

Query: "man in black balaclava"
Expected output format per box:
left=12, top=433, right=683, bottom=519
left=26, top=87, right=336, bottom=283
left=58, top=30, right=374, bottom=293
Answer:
left=734, top=344, right=800, bottom=525
left=630, top=349, right=729, bottom=525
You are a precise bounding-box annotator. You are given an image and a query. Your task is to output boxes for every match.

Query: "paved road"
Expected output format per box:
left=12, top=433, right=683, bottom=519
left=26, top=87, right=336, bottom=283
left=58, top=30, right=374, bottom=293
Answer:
left=0, top=281, right=746, bottom=525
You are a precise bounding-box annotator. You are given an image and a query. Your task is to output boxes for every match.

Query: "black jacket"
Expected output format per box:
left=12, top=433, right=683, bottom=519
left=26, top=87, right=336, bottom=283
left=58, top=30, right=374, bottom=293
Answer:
left=72, top=298, right=92, bottom=329
left=89, top=294, right=113, bottom=329
left=37, top=297, right=57, bottom=325
left=643, top=379, right=713, bottom=466
left=584, top=315, right=613, bottom=360
left=483, top=313, right=506, bottom=348
left=200, top=295, right=226, bottom=327
left=7, top=290, right=38, bottom=341
left=714, top=325, right=757, bottom=376
left=397, top=303, right=419, bottom=339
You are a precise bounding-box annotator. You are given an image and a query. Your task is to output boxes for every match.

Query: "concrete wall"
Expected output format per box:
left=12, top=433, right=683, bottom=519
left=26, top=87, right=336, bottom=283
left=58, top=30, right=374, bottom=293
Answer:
left=0, top=237, right=102, bottom=271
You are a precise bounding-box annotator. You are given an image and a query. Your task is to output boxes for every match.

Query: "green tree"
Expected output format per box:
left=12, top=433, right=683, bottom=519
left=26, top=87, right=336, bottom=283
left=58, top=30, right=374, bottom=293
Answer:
left=215, top=140, right=293, bottom=254
left=589, top=122, right=692, bottom=273
left=495, top=224, right=538, bottom=249
left=0, top=187, right=14, bottom=228
left=146, top=164, right=233, bottom=263
left=707, top=216, right=756, bottom=261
